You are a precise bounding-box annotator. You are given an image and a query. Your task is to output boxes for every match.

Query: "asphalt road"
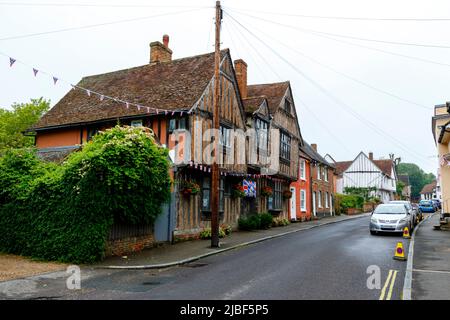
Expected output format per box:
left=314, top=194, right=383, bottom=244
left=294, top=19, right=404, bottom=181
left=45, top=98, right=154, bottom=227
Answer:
left=0, top=215, right=410, bottom=300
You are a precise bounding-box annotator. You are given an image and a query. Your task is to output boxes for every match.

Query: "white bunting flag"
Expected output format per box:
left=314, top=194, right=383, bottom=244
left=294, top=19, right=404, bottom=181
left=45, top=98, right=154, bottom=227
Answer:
left=86, top=90, right=91, bottom=97
left=172, top=111, right=175, bottom=116
left=9, top=58, right=16, bottom=67
left=180, top=111, right=184, bottom=116
left=156, top=109, right=159, bottom=115
left=125, top=102, right=129, bottom=109
left=146, top=107, right=150, bottom=113
left=99, top=95, right=104, bottom=101
left=165, top=110, right=168, bottom=115
left=137, top=105, right=141, bottom=111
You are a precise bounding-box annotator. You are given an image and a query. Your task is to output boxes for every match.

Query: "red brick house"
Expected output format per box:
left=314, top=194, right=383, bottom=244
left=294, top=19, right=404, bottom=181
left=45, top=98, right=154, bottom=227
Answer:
left=301, top=142, right=336, bottom=218
left=289, top=145, right=312, bottom=221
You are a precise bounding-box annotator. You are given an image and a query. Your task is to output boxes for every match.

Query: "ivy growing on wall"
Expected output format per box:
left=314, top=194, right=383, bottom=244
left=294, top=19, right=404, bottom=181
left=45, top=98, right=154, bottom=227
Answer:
left=0, top=126, right=171, bottom=263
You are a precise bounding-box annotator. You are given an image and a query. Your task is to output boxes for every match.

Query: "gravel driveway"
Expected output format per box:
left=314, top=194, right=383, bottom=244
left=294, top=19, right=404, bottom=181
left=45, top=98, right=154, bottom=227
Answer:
left=0, top=253, right=67, bottom=282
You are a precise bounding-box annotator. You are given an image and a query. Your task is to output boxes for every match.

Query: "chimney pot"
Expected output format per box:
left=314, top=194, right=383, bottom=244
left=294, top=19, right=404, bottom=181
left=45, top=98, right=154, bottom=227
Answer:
left=234, top=59, right=248, bottom=99
left=150, top=34, right=172, bottom=64
left=163, top=34, right=169, bottom=48
left=369, top=152, right=374, bottom=160
left=311, top=143, right=317, bottom=152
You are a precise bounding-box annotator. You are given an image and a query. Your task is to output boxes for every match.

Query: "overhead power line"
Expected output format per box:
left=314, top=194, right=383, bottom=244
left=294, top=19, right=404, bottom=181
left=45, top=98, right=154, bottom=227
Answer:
left=0, top=2, right=211, bottom=9
left=226, top=17, right=353, bottom=154
left=0, top=8, right=207, bottom=41
left=226, top=8, right=450, bottom=49
left=224, top=10, right=436, bottom=166
left=230, top=16, right=431, bottom=111
left=226, top=6, right=450, bottom=22
left=226, top=9, right=450, bottom=69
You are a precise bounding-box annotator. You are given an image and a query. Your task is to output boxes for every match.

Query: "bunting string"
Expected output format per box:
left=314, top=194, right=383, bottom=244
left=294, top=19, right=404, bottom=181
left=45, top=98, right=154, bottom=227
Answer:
left=1, top=51, right=190, bottom=116
left=186, top=161, right=289, bottom=182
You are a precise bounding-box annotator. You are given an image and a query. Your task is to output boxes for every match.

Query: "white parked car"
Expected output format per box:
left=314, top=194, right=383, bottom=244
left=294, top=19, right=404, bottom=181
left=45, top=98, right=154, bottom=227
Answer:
left=370, top=203, right=414, bottom=235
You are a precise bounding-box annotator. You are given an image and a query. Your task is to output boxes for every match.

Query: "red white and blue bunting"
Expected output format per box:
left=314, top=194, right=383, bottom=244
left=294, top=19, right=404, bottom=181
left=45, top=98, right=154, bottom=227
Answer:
left=2, top=53, right=189, bottom=116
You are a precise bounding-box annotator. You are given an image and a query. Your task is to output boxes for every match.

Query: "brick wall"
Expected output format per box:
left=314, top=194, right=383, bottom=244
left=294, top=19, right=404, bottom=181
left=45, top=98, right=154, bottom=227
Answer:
left=105, top=234, right=154, bottom=257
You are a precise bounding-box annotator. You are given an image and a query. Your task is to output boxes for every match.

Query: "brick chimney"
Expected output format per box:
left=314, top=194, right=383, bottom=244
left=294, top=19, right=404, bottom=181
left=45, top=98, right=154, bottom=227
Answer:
left=311, top=143, right=317, bottom=152
left=150, top=34, right=172, bottom=64
left=234, top=59, right=247, bottom=99
left=369, top=152, right=374, bottom=160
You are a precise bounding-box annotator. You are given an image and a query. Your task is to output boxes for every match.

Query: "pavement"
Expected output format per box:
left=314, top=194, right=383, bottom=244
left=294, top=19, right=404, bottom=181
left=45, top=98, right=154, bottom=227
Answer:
left=95, top=212, right=371, bottom=269
left=411, top=213, right=450, bottom=300
left=1, top=212, right=411, bottom=300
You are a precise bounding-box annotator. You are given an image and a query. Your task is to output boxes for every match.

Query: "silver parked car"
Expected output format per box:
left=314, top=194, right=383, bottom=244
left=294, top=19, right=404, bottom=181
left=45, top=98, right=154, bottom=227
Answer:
left=389, top=200, right=418, bottom=227
left=370, top=203, right=414, bottom=235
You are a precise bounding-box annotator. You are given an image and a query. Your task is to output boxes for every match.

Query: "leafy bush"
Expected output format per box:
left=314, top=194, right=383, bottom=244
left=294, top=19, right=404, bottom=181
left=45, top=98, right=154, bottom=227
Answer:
left=221, top=224, right=232, bottom=235
left=272, top=217, right=290, bottom=227
left=238, top=215, right=261, bottom=230
left=259, top=212, right=273, bottom=229
left=0, top=126, right=171, bottom=263
left=199, top=227, right=226, bottom=239
left=335, top=193, right=364, bottom=214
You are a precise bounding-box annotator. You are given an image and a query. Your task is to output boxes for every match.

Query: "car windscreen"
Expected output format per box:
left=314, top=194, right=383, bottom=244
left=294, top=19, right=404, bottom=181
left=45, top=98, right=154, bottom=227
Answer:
left=420, top=201, right=432, bottom=206
left=373, top=205, right=406, bottom=214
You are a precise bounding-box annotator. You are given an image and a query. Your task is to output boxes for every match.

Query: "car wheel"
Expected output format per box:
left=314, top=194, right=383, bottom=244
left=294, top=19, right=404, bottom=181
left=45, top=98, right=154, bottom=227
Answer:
left=370, top=231, right=376, bottom=235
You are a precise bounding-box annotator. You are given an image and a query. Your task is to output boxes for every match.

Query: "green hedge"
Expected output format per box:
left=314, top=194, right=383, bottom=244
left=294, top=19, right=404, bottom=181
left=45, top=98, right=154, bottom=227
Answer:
left=238, top=212, right=273, bottom=230
left=335, top=193, right=364, bottom=214
left=0, top=126, right=171, bottom=263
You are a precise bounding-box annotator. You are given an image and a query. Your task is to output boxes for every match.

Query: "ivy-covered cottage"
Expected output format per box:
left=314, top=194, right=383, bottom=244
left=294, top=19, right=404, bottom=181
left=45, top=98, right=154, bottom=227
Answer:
left=28, top=35, right=304, bottom=254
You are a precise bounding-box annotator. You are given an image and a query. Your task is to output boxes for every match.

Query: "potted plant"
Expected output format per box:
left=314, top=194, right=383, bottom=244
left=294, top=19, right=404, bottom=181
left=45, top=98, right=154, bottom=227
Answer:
left=180, top=180, right=200, bottom=196
left=261, top=186, right=273, bottom=197
left=232, top=184, right=245, bottom=198
left=283, top=190, right=293, bottom=199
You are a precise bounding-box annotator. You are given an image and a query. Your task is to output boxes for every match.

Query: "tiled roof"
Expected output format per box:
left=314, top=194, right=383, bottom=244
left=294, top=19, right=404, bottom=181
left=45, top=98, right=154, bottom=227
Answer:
left=373, top=159, right=394, bottom=177
left=420, top=180, right=437, bottom=194
left=335, top=156, right=394, bottom=177
left=300, top=141, right=334, bottom=168
left=247, top=81, right=289, bottom=114
left=242, top=96, right=266, bottom=115
left=334, top=161, right=353, bottom=175
left=33, top=50, right=230, bottom=129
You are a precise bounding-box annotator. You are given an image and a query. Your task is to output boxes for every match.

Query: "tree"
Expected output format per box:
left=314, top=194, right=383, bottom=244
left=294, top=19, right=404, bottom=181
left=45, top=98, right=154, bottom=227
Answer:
left=396, top=163, right=435, bottom=199
left=396, top=180, right=405, bottom=199
left=0, top=98, right=50, bottom=152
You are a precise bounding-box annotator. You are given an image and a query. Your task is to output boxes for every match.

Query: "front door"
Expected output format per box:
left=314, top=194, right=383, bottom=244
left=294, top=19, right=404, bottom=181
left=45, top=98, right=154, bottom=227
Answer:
left=313, top=192, right=317, bottom=217
left=290, top=187, right=296, bottom=221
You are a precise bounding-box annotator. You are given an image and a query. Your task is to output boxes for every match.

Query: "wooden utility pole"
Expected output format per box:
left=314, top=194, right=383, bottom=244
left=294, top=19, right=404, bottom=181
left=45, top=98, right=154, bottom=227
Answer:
left=211, top=0, right=222, bottom=248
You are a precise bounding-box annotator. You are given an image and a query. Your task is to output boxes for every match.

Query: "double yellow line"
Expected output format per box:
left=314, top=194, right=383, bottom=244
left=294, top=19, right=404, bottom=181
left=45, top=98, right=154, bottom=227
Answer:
left=379, top=269, right=398, bottom=300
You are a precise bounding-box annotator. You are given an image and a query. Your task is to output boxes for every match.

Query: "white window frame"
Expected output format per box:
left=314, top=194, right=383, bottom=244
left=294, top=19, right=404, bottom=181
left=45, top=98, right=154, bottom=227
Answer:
left=317, top=165, right=321, bottom=180
left=324, top=167, right=328, bottom=182
left=325, top=192, right=329, bottom=208
left=318, top=191, right=322, bottom=208
left=300, top=189, right=306, bottom=212
left=300, top=159, right=306, bottom=180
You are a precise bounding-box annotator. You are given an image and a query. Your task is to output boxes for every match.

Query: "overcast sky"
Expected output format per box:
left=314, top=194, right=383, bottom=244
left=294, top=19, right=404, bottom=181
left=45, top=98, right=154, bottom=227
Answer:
left=1, top=0, right=450, bottom=174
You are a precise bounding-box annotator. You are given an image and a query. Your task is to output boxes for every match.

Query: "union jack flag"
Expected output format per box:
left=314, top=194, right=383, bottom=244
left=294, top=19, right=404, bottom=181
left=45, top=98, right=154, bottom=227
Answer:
left=243, top=179, right=256, bottom=198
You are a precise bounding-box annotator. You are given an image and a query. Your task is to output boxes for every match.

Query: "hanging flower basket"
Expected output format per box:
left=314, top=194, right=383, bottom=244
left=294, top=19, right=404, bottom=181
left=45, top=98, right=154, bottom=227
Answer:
left=261, top=186, right=273, bottom=197
left=180, top=181, right=200, bottom=196
left=283, top=190, right=293, bottom=199
left=232, top=184, right=246, bottom=198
